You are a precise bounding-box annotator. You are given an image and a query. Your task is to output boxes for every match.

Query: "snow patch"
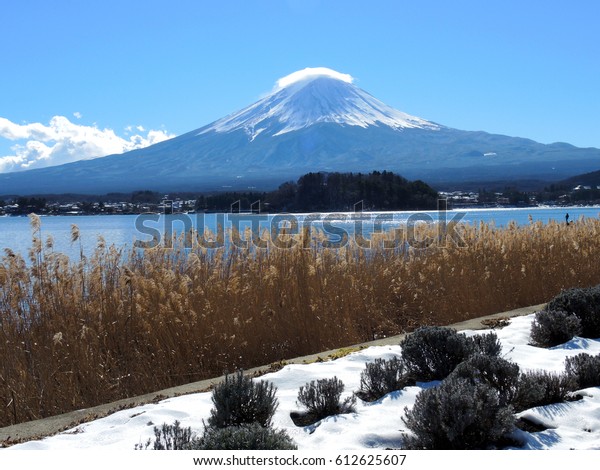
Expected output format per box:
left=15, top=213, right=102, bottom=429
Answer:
left=7, top=314, right=600, bottom=451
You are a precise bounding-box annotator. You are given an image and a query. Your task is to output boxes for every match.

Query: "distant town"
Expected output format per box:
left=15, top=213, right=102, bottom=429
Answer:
left=0, top=193, right=196, bottom=216
left=1, top=182, right=599, bottom=217
left=440, top=183, right=600, bottom=209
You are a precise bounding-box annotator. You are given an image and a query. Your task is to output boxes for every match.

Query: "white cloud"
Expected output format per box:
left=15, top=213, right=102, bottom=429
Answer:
left=73, top=111, right=82, bottom=119
left=276, top=67, right=354, bottom=89
left=0, top=116, right=175, bottom=173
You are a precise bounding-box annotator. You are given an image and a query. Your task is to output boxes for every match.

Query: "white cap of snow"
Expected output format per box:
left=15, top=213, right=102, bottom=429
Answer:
left=199, top=67, right=440, bottom=138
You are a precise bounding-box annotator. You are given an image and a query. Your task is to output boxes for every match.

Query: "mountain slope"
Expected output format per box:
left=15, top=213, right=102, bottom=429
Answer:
left=2, top=67, right=600, bottom=195
left=561, top=168, right=600, bottom=187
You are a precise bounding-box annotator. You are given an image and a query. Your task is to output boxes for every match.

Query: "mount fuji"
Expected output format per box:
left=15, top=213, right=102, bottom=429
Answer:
left=2, top=67, right=600, bottom=195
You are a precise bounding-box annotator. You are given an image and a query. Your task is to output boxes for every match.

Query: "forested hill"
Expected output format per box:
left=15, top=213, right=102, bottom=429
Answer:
left=197, top=171, right=439, bottom=213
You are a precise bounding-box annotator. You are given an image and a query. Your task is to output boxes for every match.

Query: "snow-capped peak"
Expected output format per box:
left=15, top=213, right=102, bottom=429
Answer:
left=199, top=68, right=440, bottom=139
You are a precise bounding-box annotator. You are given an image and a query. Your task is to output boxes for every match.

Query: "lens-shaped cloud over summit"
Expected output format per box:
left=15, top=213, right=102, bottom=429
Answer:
left=275, top=67, right=354, bottom=89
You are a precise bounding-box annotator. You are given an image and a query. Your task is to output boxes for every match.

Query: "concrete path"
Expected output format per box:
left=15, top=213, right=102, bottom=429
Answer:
left=0, top=303, right=544, bottom=446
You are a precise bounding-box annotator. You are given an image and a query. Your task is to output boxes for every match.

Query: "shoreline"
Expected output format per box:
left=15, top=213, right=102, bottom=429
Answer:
left=1, top=203, right=600, bottom=218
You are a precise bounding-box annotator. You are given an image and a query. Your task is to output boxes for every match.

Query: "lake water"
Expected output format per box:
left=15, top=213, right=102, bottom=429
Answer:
left=1, top=206, right=599, bottom=260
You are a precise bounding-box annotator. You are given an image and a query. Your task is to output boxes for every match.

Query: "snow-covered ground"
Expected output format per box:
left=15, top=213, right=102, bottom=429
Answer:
left=4, top=314, right=600, bottom=453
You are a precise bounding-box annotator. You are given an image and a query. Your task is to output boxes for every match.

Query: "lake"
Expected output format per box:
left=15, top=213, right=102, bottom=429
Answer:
left=1, top=205, right=599, bottom=260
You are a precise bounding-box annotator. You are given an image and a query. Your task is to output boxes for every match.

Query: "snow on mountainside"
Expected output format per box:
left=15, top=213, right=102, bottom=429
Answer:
left=199, top=67, right=440, bottom=139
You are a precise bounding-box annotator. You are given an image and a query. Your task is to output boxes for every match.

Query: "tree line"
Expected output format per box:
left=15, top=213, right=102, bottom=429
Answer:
left=196, top=171, right=439, bottom=212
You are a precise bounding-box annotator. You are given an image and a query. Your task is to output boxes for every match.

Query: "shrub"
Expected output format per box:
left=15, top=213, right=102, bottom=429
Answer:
left=400, top=327, right=500, bottom=382
left=565, top=353, right=600, bottom=389
left=143, top=420, right=199, bottom=450
left=402, top=376, right=515, bottom=450
left=448, top=355, right=520, bottom=406
left=469, top=331, right=503, bottom=357
left=138, top=421, right=297, bottom=451
left=400, top=327, right=470, bottom=381
left=513, top=370, right=577, bottom=412
left=207, top=370, right=278, bottom=429
left=356, top=357, right=415, bottom=402
left=296, top=376, right=356, bottom=423
left=545, top=286, right=600, bottom=338
left=530, top=309, right=582, bottom=347
left=195, top=423, right=297, bottom=450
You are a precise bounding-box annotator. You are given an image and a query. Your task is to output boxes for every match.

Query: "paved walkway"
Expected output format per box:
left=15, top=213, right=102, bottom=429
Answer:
left=0, top=303, right=544, bottom=446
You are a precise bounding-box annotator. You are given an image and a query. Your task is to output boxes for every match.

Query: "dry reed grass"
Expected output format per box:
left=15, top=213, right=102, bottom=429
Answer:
left=1, top=214, right=599, bottom=427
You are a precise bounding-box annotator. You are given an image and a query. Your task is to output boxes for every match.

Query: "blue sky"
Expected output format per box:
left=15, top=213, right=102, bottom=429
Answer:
left=1, top=0, right=599, bottom=172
